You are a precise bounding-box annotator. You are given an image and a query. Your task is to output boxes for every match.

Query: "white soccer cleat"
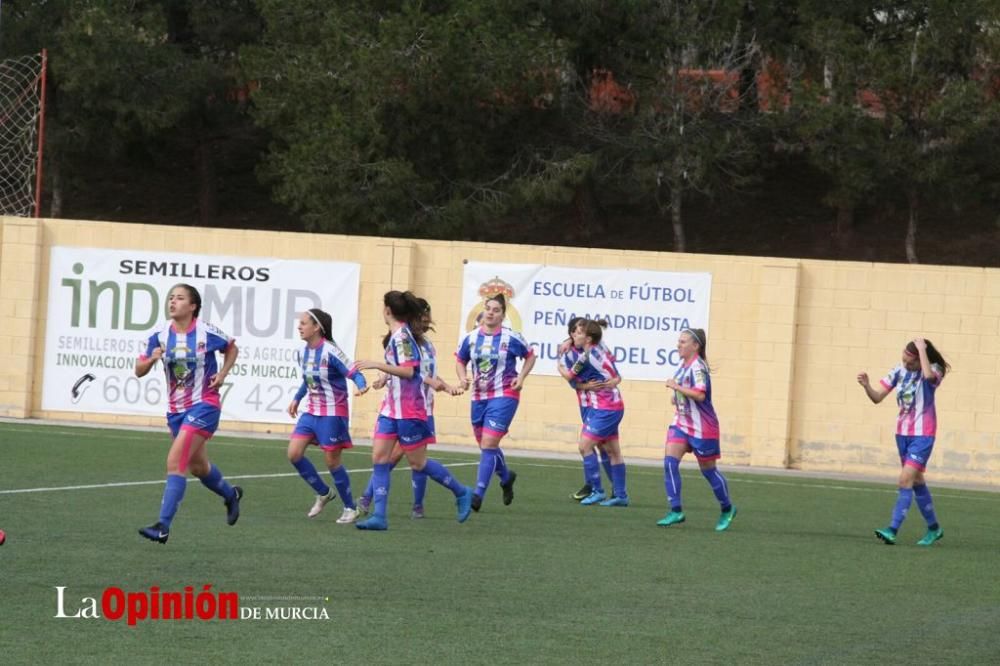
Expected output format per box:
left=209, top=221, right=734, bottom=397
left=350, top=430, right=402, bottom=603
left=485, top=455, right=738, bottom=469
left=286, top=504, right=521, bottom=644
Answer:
left=336, top=507, right=359, bottom=524
left=307, top=490, right=336, bottom=518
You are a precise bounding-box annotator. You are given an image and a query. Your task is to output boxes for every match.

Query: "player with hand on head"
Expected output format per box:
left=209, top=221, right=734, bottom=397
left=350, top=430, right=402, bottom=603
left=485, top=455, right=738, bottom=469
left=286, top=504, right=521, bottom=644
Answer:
left=858, top=337, right=950, bottom=546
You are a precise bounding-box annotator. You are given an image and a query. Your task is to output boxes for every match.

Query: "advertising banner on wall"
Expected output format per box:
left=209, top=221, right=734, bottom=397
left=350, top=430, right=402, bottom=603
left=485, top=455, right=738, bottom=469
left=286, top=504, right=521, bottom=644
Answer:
left=459, top=261, right=711, bottom=381
left=41, top=247, right=360, bottom=424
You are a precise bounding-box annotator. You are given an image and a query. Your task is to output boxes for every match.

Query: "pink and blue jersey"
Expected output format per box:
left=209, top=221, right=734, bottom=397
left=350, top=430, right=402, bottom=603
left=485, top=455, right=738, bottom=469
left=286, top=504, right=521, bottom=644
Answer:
left=562, top=343, right=624, bottom=411
left=455, top=326, right=534, bottom=402
left=141, top=319, right=234, bottom=413
left=380, top=325, right=427, bottom=420
left=294, top=339, right=366, bottom=418
left=420, top=339, right=437, bottom=417
left=669, top=356, right=719, bottom=439
left=879, top=363, right=943, bottom=436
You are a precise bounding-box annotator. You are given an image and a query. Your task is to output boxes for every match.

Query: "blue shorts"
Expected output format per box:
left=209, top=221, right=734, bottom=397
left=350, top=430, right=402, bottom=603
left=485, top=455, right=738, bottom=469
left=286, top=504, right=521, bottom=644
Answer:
left=581, top=409, right=624, bottom=442
left=167, top=403, right=221, bottom=439
left=666, top=425, right=721, bottom=461
left=896, top=435, right=935, bottom=471
left=373, top=415, right=433, bottom=450
left=471, top=397, right=519, bottom=441
left=292, top=413, right=353, bottom=450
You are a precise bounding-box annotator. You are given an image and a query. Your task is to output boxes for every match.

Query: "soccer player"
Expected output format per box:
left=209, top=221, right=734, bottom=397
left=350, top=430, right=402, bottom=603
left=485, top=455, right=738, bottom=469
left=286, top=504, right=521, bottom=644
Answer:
left=858, top=337, right=949, bottom=546
left=286, top=308, right=368, bottom=524
left=354, top=291, right=473, bottom=531
left=658, top=328, right=736, bottom=531
left=558, top=319, right=629, bottom=506
left=455, top=293, right=536, bottom=512
left=558, top=316, right=617, bottom=501
left=135, top=283, right=242, bottom=544
left=357, top=298, right=462, bottom=519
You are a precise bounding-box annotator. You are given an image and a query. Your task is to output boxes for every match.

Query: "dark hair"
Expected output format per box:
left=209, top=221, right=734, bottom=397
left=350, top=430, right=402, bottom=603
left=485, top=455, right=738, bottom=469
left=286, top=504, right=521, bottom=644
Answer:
left=306, top=308, right=333, bottom=340
left=383, top=290, right=425, bottom=343
left=579, top=318, right=608, bottom=345
left=682, top=327, right=708, bottom=362
left=171, top=283, right=202, bottom=318
left=567, top=316, right=585, bottom=335
left=485, top=293, right=506, bottom=314
left=905, top=339, right=950, bottom=377
left=415, top=297, right=435, bottom=334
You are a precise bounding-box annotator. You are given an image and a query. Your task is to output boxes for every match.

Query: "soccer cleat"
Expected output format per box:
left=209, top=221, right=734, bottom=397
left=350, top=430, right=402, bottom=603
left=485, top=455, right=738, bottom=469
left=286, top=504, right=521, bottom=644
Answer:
left=356, top=495, right=371, bottom=516
left=874, top=527, right=897, bottom=545
left=580, top=490, right=607, bottom=506
left=657, top=511, right=686, bottom=527
left=138, top=522, right=170, bottom=544
left=335, top=507, right=359, bottom=524
left=572, top=484, right=592, bottom=501
left=916, top=527, right=943, bottom=546
left=308, top=489, right=337, bottom=518
left=599, top=495, right=630, bottom=507
left=355, top=515, right=388, bottom=531
left=225, top=486, right=243, bottom=526
left=500, top=471, right=517, bottom=506
left=471, top=493, right=483, bottom=513
left=410, top=505, right=425, bottom=520
left=715, top=506, right=737, bottom=532
left=456, top=488, right=473, bottom=523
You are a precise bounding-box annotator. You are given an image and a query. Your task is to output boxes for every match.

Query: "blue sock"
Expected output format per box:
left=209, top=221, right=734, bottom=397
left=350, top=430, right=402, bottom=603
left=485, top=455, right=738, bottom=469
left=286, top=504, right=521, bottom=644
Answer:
left=292, top=457, right=330, bottom=496
left=912, top=484, right=938, bottom=529
left=582, top=453, right=604, bottom=493
left=599, top=449, right=614, bottom=487
left=890, top=487, right=914, bottom=530
left=475, top=449, right=499, bottom=498
left=158, top=474, right=187, bottom=528
left=198, top=463, right=235, bottom=500
left=494, top=448, right=511, bottom=484
left=701, top=467, right=731, bottom=512
left=363, top=459, right=397, bottom=501
left=412, top=470, right=428, bottom=507
left=372, top=463, right=391, bottom=519
left=422, top=459, right=465, bottom=497
left=611, top=463, right=627, bottom=498
left=330, top=465, right=354, bottom=509
left=664, top=456, right=682, bottom=511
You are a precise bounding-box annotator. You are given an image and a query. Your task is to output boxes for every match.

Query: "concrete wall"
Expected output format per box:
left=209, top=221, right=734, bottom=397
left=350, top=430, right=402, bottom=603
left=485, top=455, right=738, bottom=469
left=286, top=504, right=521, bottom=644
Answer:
left=2, top=216, right=997, bottom=486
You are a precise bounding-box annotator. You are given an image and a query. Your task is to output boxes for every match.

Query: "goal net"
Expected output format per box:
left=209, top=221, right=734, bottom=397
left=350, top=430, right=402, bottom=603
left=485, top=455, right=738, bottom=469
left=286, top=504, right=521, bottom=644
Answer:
left=0, top=52, right=45, bottom=217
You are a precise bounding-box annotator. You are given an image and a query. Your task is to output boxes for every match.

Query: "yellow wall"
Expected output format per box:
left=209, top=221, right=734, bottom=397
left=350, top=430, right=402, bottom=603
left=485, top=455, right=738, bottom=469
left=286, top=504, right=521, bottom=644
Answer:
left=2, top=216, right=998, bottom=486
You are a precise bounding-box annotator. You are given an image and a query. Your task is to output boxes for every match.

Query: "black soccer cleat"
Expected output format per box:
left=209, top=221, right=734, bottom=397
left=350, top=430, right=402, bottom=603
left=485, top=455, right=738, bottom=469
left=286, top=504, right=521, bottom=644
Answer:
left=225, top=486, right=243, bottom=526
left=500, top=471, right=517, bottom=506
left=138, top=521, right=170, bottom=544
left=572, top=484, right=592, bottom=501
left=471, top=493, right=483, bottom=512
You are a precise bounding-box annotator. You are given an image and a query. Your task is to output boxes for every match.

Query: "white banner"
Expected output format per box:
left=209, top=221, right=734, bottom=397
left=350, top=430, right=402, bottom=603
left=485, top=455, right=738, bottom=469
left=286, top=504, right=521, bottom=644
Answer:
left=459, top=262, right=711, bottom=381
left=42, top=247, right=360, bottom=424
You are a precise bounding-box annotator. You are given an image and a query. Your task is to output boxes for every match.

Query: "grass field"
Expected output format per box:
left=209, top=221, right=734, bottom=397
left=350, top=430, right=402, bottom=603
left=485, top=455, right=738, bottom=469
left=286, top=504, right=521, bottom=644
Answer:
left=1, top=421, right=998, bottom=664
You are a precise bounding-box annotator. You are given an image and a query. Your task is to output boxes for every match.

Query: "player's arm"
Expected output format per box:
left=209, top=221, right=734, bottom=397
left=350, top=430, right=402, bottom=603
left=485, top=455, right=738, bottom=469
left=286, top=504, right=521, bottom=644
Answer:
left=857, top=371, right=889, bottom=404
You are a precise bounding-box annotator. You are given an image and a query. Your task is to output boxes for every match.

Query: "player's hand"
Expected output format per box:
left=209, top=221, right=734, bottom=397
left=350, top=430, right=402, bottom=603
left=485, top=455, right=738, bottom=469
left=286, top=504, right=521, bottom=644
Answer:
left=511, top=376, right=525, bottom=391
left=856, top=372, right=869, bottom=386
left=913, top=338, right=926, bottom=351
left=557, top=338, right=572, bottom=355
left=287, top=400, right=298, bottom=418
left=372, top=373, right=387, bottom=390
left=664, top=378, right=679, bottom=390
left=207, top=373, right=226, bottom=390
left=355, top=360, right=379, bottom=371
left=460, top=377, right=471, bottom=391
left=354, top=385, right=370, bottom=397
left=150, top=347, right=164, bottom=362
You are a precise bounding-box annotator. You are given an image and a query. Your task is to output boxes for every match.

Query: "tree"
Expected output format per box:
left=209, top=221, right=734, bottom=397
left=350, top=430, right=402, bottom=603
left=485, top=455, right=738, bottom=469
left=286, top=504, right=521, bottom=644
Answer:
left=244, top=0, right=574, bottom=237
left=574, top=1, right=764, bottom=252
left=790, top=0, right=1000, bottom=262
left=2, top=0, right=263, bottom=223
